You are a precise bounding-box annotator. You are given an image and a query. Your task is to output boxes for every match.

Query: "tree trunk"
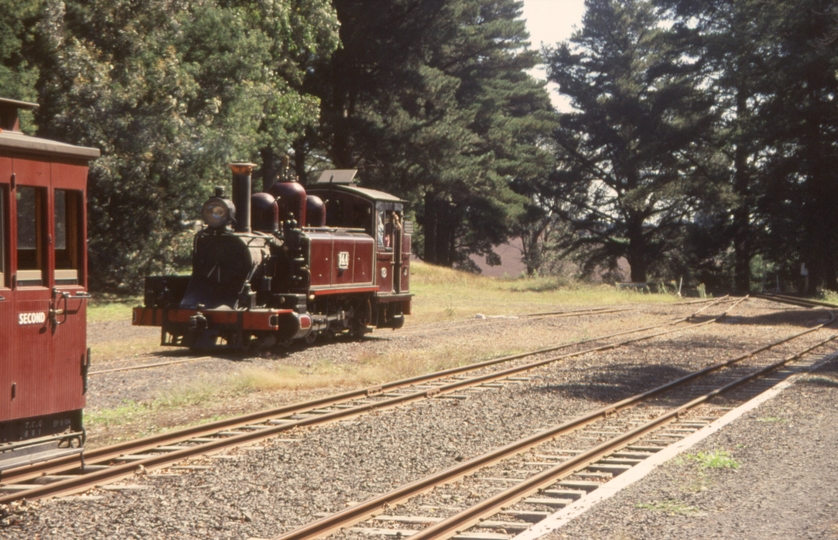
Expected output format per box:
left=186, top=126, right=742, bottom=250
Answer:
left=293, top=139, right=308, bottom=186
left=732, top=88, right=751, bottom=292
left=423, top=190, right=437, bottom=263
left=436, top=199, right=453, bottom=266
left=626, top=217, right=647, bottom=283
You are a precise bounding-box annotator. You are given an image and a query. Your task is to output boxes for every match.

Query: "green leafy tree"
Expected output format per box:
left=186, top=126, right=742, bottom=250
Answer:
left=545, top=0, right=718, bottom=283
left=758, top=0, right=838, bottom=292
left=0, top=0, right=43, bottom=128
left=654, top=0, right=786, bottom=290
left=33, top=0, right=337, bottom=290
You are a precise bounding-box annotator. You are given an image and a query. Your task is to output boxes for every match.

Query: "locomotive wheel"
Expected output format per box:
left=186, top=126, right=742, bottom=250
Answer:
left=350, top=322, right=370, bottom=339
left=304, top=331, right=318, bottom=345
left=252, top=334, right=277, bottom=351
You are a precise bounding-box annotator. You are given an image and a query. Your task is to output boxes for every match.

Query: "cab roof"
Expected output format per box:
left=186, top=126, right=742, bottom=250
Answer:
left=309, top=183, right=405, bottom=204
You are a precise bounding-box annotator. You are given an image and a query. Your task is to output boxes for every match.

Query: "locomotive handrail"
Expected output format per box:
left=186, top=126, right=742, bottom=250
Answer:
left=303, top=226, right=367, bottom=234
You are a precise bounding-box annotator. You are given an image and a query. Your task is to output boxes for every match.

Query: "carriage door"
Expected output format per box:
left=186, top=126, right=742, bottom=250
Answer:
left=50, top=162, right=88, bottom=417
left=8, top=158, right=52, bottom=421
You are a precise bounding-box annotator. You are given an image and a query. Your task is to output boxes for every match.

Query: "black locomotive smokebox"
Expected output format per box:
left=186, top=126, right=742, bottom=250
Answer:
left=180, top=233, right=259, bottom=309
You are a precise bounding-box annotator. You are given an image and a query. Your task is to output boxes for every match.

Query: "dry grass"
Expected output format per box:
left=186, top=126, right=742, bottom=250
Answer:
left=408, top=261, right=677, bottom=325
left=91, top=337, right=168, bottom=362
left=230, top=342, right=520, bottom=394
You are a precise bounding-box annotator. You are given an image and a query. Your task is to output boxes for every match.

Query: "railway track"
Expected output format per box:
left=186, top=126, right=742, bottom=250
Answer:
left=86, top=304, right=651, bottom=376
left=381, top=305, right=637, bottom=338
left=275, top=311, right=837, bottom=539
left=752, top=291, right=838, bottom=309
left=87, top=300, right=724, bottom=376
left=0, top=298, right=742, bottom=503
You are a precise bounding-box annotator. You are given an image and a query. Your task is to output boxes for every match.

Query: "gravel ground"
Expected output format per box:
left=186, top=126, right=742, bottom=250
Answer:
left=0, top=298, right=835, bottom=539
left=545, top=357, right=838, bottom=540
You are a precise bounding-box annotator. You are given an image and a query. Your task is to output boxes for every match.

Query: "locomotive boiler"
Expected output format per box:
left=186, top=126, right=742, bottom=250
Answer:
left=133, top=163, right=412, bottom=349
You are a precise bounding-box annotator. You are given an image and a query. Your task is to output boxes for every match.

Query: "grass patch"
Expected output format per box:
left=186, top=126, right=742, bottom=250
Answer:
left=816, top=289, right=838, bottom=306
left=409, top=261, right=679, bottom=325
left=88, top=296, right=142, bottom=323
left=85, top=400, right=150, bottom=429
left=636, top=500, right=704, bottom=516
left=756, top=416, right=788, bottom=423
left=804, top=375, right=838, bottom=388
left=85, top=375, right=244, bottom=440
left=155, top=377, right=225, bottom=408
left=230, top=345, right=506, bottom=394
left=91, top=336, right=166, bottom=362
left=231, top=364, right=355, bottom=392
left=681, top=449, right=740, bottom=470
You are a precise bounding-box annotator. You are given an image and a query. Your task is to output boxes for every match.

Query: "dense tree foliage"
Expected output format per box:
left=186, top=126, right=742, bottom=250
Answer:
left=757, top=0, right=838, bottom=293
left=0, top=0, right=42, bottom=123
left=30, top=0, right=338, bottom=289
left=308, top=0, right=556, bottom=270
left=2, top=0, right=838, bottom=292
left=543, top=0, right=838, bottom=291
left=544, top=0, right=718, bottom=283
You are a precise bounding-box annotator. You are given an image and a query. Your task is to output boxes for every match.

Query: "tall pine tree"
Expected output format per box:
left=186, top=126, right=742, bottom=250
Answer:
left=545, top=0, right=717, bottom=282
left=309, top=0, right=555, bottom=270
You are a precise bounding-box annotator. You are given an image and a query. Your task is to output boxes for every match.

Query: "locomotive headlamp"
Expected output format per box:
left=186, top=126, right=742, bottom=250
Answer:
left=202, top=197, right=236, bottom=228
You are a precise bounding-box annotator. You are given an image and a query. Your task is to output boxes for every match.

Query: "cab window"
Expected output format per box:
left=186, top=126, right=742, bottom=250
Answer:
left=16, top=186, right=45, bottom=286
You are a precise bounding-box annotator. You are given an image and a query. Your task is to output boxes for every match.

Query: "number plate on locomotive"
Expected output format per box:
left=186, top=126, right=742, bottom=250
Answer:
left=338, top=251, right=350, bottom=269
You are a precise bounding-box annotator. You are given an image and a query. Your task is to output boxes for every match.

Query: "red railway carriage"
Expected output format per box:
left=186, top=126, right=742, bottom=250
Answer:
left=0, top=98, right=99, bottom=469
left=133, top=165, right=412, bottom=349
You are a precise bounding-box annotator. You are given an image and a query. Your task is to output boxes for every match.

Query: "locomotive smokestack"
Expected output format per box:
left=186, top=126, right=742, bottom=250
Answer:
left=230, top=162, right=256, bottom=233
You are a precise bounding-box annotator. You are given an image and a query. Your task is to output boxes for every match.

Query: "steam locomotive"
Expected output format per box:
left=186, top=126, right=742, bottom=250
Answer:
left=133, top=163, right=412, bottom=350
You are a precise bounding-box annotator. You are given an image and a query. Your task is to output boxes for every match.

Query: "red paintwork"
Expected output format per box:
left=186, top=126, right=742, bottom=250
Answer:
left=133, top=306, right=293, bottom=331
left=269, top=180, right=307, bottom=225
left=307, top=231, right=374, bottom=290
left=312, top=286, right=379, bottom=296
left=0, top=155, right=91, bottom=430
left=376, top=252, right=394, bottom=293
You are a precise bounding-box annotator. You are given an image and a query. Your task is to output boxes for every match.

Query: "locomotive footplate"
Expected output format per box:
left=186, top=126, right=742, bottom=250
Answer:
left=133, top=306, right=313, bottom=348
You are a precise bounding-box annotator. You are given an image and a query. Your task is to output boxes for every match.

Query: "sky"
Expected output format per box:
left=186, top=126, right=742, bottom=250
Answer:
left=521, top=0, right=586, bottom=50
left=520, top=0, right=587, bottom=108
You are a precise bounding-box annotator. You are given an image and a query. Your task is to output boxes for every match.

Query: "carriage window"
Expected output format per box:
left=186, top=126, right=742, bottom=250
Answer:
left=54, top=189, right=81, bottom=284
left=16, top=186, right=45, bottom=286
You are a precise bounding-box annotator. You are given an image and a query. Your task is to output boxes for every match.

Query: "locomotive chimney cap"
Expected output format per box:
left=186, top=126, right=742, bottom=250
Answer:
left=229, top=162, right=257, bottom=175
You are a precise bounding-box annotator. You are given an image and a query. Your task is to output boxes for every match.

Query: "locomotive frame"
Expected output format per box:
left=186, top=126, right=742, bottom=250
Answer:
left=0, top=97, right=99, bottom=470
left=133, top=163, right=412, bottom=350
